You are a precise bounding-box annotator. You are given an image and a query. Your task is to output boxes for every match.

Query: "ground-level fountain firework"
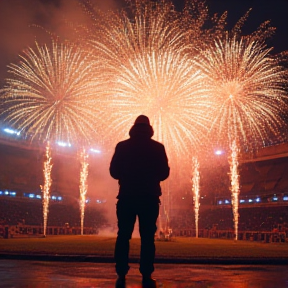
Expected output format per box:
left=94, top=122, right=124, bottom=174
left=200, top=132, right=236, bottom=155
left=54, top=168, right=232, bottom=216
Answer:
left=79, top=148, right=89, bottom=236
left=192, top=157, right=200, bottom=238
left=40, top=143, right=53, bottom=237
left=0, top=0, right=287, bottom=239
left=229, top=140, right=240, bottom=240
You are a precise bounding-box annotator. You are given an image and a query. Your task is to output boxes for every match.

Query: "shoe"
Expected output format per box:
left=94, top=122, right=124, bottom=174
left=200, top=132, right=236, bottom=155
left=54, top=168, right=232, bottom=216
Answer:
left=142, top=276, right=157, bottom=288
left=115, top=275, right=126, bottom=288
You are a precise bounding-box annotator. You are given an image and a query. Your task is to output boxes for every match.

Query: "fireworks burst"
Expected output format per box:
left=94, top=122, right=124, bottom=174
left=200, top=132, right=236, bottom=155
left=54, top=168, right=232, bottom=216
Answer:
left=0, top=40, right=104, bottom=146
left=195, top=35, right=287, bottom=149
left=109, top=50, right=209, bottom=157
left=85, top=0, right=220, bottom=164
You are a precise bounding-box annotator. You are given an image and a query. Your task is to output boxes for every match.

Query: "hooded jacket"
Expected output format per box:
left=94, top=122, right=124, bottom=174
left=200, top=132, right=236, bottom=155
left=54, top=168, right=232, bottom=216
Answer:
left=109, top=123, right=170, bottom=200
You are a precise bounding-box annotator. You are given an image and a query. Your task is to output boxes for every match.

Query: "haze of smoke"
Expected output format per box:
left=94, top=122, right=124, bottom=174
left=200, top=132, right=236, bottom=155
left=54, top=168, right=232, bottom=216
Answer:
left=0, top=0, right=122, bottom=81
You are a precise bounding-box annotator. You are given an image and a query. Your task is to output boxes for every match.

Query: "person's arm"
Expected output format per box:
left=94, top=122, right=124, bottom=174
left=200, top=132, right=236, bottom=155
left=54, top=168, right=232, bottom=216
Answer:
left=158, top=145, right=170, bottom=181
left=109, top=143, right=121, bottom=180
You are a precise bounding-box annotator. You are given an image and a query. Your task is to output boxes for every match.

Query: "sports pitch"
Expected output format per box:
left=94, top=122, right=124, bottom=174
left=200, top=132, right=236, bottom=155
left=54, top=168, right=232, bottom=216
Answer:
left=1, top=236, right=288, bottom=263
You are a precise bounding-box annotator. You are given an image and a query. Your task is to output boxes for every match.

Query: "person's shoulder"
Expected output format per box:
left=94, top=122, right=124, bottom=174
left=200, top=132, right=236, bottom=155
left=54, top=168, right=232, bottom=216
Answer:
left=116, top=138, right=130, bottom=148
left=150, top=138, right=165, bottom=148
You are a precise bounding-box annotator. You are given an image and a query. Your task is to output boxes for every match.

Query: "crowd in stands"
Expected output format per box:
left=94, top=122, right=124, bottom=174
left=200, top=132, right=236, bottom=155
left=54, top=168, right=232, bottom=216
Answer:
left=0, top=196, right=108, bottom=237
left=170, top=205, right=288, bottom=235
left=1, top=188, right=288, bottom=240
left=0, top=198, right=42, bottom=226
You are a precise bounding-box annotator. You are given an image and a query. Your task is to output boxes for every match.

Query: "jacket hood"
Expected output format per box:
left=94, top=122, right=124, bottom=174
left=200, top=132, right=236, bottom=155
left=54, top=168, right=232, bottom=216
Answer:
left=129, top=123, right=154, bottom=139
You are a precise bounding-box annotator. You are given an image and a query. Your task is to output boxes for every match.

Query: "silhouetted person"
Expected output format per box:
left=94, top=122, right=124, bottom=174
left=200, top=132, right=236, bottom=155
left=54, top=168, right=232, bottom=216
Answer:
left=110, top=115, right=170, bottom=288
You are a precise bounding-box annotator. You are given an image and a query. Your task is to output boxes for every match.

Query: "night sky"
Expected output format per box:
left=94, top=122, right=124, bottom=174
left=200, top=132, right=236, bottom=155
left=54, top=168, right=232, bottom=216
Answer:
left=0, top=0, right=287, bottom=83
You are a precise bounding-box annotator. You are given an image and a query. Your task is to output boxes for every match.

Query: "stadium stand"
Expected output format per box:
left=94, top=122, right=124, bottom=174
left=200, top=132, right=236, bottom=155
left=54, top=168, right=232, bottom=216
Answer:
left=0, top=196, right=108, bottom=238
left=1, top=138, right=288, bottom=242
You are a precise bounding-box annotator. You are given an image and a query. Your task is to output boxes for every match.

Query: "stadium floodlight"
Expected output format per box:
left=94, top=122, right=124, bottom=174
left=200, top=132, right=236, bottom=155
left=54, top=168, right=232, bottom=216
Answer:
left=90, top=148, right=101, bottom=154
left=3, top=128, right=20, bottom=136
left=57, top=141, right=72, bottom=147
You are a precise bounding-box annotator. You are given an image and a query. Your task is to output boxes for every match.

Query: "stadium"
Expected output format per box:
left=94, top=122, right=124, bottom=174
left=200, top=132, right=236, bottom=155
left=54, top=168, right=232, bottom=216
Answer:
left=0, top=0, right=287, bottom=251
left=1, top=1, right=288, bottom=287
left=1, top=126, right=288, bottom=245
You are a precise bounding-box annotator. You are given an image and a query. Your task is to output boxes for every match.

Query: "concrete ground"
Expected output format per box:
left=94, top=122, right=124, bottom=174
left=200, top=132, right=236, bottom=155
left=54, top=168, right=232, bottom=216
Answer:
left=1, top=260, right=288, bottom=288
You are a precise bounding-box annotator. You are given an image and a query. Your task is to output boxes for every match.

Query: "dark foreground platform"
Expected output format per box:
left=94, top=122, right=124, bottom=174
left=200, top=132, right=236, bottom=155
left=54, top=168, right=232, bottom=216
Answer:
left=1, top=259, right=288, bottom=288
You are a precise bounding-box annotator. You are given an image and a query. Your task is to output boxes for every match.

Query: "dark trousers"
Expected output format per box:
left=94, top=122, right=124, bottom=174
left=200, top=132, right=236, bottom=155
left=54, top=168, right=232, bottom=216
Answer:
left=114, top=198, right=159, bottom=276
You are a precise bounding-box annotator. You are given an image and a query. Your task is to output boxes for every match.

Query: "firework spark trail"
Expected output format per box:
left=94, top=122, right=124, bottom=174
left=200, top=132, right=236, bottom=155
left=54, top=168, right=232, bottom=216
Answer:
left=0, top=40, right=104, bottom=145
left=79, top=148, right=89, bottom=236
left=192, top=157, right=200, bottom=238
left=161, top=180, right=171, bottom=231
left=158, top=211, right=163, bottom=233
left=40, top=143, right=53, bottom=237
left=195, top=35, right=288, bottom=240
left=229, top=140, right=240, bottom=240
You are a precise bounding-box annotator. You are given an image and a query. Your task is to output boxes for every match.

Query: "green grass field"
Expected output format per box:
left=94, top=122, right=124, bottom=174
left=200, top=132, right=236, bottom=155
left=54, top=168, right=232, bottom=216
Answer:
left=1, top=236, right=288, bottom=260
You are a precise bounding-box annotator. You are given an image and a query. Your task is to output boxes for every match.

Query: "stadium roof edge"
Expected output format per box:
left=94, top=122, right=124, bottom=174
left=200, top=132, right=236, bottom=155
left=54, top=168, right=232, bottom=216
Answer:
left=241, top=142, right=288, bottom=163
